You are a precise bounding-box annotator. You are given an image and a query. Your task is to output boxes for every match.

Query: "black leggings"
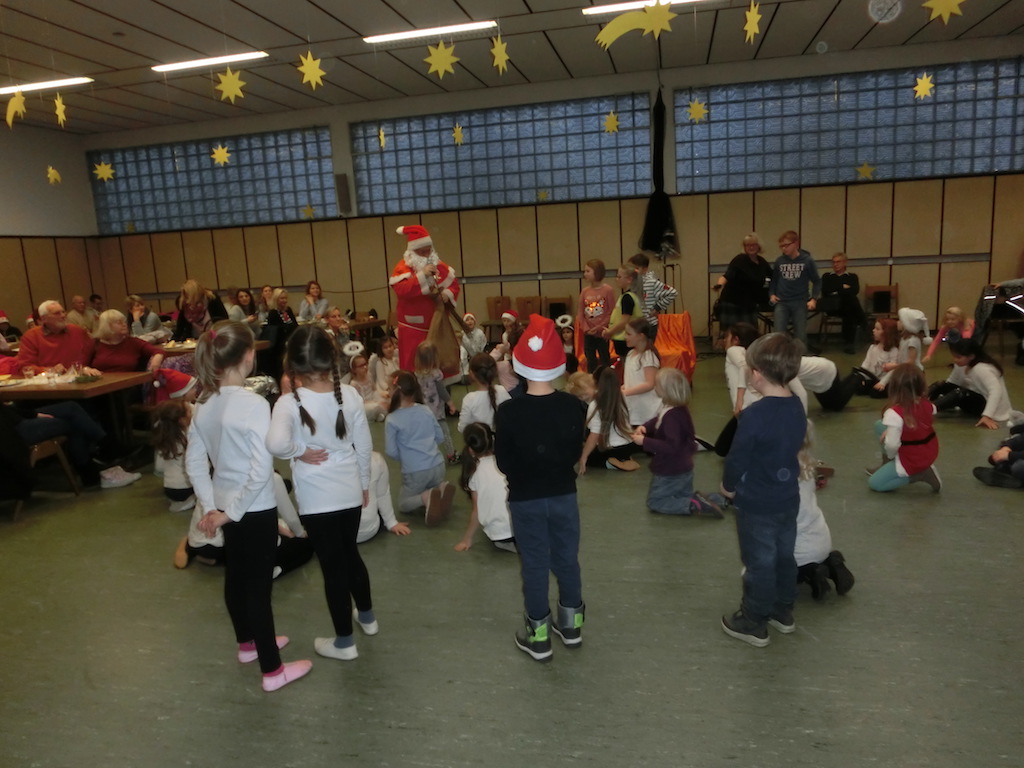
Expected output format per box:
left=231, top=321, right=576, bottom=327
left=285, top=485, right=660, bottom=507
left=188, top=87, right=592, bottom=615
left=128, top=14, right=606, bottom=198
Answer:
left=928, top=381, right=987, bottom=416
left=301, top=507, right=372, bottom=638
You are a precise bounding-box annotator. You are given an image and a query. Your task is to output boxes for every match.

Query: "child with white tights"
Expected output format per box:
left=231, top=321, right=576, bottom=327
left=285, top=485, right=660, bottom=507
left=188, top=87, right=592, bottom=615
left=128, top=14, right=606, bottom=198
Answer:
left=186, top=320, right=312, bottom=693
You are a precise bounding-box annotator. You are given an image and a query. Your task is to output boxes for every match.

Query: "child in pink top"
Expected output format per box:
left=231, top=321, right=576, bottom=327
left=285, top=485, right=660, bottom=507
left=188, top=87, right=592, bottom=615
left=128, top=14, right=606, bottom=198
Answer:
left=577, top=258, right=615, bottom=373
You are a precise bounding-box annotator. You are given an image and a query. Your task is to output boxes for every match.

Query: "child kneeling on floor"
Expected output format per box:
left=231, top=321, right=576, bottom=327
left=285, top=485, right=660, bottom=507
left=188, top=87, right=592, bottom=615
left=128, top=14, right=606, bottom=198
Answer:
left=868, top=363, right=941, bottom=493
left=633, top=367, right=721, bottom=517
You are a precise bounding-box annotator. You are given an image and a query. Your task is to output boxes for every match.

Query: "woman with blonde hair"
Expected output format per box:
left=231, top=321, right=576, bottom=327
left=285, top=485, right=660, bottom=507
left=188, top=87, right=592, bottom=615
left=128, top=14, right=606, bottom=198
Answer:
left=125, top=294, right=168, bottom=342
left=91, top=309, right=164, bottom=372
left=713, top=233, right=773, bottom=333
left=173, top=279, right=228, bottom=342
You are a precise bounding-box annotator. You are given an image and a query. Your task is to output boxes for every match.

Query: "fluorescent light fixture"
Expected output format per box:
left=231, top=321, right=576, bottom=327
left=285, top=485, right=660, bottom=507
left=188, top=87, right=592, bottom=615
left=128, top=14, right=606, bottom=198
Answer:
left=152, top=51, right=269, bottom=73
left=364, top=20, right=497, bottom=44
left=0, top=76, right=93, bottom=95
left=582, top=0, right=707, bottom=15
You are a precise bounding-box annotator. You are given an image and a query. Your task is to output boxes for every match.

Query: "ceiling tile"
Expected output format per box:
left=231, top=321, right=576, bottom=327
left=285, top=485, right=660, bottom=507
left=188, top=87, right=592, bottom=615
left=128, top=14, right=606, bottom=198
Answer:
left=546, top=26, right=615, bottom=79
left=499, top=31, right=569, bottom=82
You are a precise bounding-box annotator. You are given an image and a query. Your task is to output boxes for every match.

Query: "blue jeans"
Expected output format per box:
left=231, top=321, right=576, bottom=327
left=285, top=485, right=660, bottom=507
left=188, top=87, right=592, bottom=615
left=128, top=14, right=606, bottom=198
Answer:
left=734, top=501, right=798, bottom=621
left=773, top=300, right=808, bottom=346
left=647, top=471, right=694, bottom=515
left=15, top=401, right=105, bottom=471
left=509, top=493, right=582, bottom=619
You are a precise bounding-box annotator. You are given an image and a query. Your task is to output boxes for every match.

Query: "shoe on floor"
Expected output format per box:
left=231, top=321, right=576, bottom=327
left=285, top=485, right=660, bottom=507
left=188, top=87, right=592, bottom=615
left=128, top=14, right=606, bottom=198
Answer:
left=238, top=635, right=290, bottom=664
left=689, top=492, right=724, bottom=519
left=168, top=495, right=196, bottom=512
left=100, top=465, right=142, bottom=489
left=972, top=466, right=1024, bottom=489
left=912, top=465, right=942, bottom=492
left=173, top=536, right=190, bottom=569
left=767, top=605, right=796, bottom=634
left=439, top=481, right=456, bottom=520
left=825, top=550, right=855, bottom=595
left=314, top=637, right=358, bottom=661
left=606, top=457, right=640, bottom=471
left=721, top=609, right=769, bottom=647
left=424, top=487, right=444, bottom=527
left=352, top=608, right=379, bottom=636
left=262, top=660, right=312, bottom=693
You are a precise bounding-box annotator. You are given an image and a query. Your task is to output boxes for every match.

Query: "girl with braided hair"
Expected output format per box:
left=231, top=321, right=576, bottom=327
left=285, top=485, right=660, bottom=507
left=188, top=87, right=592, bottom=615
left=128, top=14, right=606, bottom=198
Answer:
left=267, top=325, right=377, bottom=662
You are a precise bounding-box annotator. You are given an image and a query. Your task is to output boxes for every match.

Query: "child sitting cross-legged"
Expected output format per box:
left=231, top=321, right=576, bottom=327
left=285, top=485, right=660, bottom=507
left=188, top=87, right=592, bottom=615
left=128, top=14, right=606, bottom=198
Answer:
left=578, top=367, right=640, bottom=472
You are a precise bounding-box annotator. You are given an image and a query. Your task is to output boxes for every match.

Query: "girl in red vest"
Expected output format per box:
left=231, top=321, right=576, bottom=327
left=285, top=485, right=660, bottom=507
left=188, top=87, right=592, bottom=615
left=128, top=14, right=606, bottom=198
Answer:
left=868, top=363, right=941, bottom=492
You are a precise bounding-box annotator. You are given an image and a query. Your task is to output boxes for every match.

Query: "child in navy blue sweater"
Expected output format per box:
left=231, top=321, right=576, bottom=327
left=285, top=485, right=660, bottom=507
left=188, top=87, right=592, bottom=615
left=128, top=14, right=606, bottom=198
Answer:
left=720, top=332, right=805, bottom=647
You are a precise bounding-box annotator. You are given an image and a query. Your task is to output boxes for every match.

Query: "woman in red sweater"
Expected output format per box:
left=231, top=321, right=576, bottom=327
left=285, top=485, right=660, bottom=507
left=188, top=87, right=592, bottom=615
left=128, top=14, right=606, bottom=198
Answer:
left=91, top=310, right=164, bottom=372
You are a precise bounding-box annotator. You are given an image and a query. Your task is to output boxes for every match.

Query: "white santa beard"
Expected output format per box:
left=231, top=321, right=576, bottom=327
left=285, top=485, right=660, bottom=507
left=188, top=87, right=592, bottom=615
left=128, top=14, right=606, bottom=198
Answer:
left=403, top=249, right=439, bottom=272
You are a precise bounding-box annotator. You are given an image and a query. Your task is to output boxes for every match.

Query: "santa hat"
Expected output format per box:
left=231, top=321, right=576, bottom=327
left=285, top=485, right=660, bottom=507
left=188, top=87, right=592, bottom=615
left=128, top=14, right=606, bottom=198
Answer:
left=396, top=225, right=432, bottom=251
left=501, top=309, right=519, bottom=323
left=153, top=368, right=197, bottom=403
left=512, top=314, right=566, bottom=382
left=463, top=312, right=476, bottom=323
left=898, top=307, right=932, bottom=342
left=0, top=311, right=8, bottom=323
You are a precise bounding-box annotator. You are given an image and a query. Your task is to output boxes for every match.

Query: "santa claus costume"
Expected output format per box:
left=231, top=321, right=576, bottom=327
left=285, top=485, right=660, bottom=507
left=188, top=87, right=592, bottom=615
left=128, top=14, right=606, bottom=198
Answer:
left=389, top=225, right=460, bottom=373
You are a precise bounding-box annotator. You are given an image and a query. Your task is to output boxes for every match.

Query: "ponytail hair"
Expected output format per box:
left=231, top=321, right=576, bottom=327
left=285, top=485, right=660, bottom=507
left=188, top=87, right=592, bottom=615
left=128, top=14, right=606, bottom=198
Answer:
left=389, top=370, right=424, bottom=413
left=150, top=400, right=189, bottom=460
left=284, top=325, right=347, bottom=439
left=459, top=422, right=494, bottom=497
left=468, top=352, right=499, bottom=415
left=590, top=367, right=631, bottom=449
left=194, top=320, right=255, bottom=403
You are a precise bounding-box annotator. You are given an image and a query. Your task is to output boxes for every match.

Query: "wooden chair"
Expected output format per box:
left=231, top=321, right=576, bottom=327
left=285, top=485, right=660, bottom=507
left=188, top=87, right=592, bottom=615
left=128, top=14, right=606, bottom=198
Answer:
left=484, top=296, right=511, bottom=344
left=12, top=436, right=81, bottom=521
left=864, top=284, right=899, bottom=321
left=543, top=296, right=573, bottom=320
left=515, top=295, right=543, bottom=319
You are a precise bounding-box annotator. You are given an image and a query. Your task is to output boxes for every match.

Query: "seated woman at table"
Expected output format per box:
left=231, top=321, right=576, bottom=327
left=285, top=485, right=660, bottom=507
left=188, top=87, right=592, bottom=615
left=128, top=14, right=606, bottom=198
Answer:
left=126, top=294, right=169, bottom=344
left=324, top=306, right=350, bottom=343
left=91, top=310, right=164, bottom=373
left=232, top=288, right=261, bottom=331
left=298, top=280, right=328, bottom=323
left=172, top=279, right=228, bottom=342
left=257, top=284, right=275, bottom=325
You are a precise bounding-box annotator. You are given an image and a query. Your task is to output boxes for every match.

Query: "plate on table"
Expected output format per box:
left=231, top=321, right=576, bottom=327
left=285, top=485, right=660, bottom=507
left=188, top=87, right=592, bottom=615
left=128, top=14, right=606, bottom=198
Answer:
left=74, top=374, right=102, bottom=384
left=0, top=378, right=26, bottom=388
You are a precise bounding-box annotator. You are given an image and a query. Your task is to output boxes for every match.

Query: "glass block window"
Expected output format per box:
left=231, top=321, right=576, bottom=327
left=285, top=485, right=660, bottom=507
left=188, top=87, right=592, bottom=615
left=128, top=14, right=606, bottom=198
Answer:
left=351, top=94, right=651, bottom=215
left=88, top=127, right=336, bottom=235
left=675, top=58, right=1022, bottom=193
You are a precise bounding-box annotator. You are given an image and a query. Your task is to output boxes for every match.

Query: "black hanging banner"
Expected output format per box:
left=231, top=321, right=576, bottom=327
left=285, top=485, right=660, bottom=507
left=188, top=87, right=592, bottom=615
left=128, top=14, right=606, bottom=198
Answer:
left=639, top=90, right=679, bottom=261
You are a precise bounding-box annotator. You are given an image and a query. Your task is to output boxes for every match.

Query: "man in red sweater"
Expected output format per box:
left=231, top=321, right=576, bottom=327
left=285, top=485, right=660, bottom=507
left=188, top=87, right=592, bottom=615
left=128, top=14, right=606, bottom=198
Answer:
left=16, top=300, right=100, bottom=374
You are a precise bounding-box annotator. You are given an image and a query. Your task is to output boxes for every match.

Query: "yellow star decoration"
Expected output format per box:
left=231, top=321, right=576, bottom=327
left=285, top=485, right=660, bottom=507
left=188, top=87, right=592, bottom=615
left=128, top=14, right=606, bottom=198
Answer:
left=210, top=145, right=231, bottom=166
left=537, top=190, right=551, bottom=202
left=856, top=162, right=876, bottom=180
left=378, top=127, right=386, bottom=149
left=453, top=124, right=464, bottom=145
left=47, top=166, right=62, bottom=185
left=297, top=51, right=326, bottom=90
left=215, top=67, right=246, bottom=104
left=604, top=111, right=620, bottom=133
left=54, top=94, right=67, bottom=128
left=596, top=2, right=677, bottom=49
left=125, top=222, right=136, bottom=233
left=491, top=35, right=510, bottom=75
left=687, top=100, right=709, bottom=123
left=424, top=40, right=459, bottom=80
left=301, top=204, right=315, bottom=220
left=744, top=0, right=762, bottom=44
left=6, top=90, right=26, bottom=129
left=922, top=0, right=966, bottom=24
left=93, top=162, right=115, bottom=182
left=914, top=73, right=935, bottom=99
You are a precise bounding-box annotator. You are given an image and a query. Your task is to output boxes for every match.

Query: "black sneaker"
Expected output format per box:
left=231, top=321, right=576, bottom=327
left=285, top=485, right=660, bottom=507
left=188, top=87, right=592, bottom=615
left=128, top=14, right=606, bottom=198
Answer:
left=721, top=609, right=769, bottom=647
left=972, top=466, right=1024, bottom=490
left=514, top=614, right=553, bottom=662
left=767, top=605, right=796, bottom=634
left=807, top=562, right=832, bottom=601
left=825, top=550, right=855, bottom=595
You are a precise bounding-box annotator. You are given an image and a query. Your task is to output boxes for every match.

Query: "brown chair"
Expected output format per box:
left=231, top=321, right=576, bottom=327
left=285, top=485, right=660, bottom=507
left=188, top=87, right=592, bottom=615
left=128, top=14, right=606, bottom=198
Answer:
left=515, top=295, right=542, bottom=319
left=12, top=436, right=81, bottom=521
left=864, top=284, right=899, bottom=321
left=484, top=296, right=512, bottom=344
left=543, top=296, right=573, bottom=320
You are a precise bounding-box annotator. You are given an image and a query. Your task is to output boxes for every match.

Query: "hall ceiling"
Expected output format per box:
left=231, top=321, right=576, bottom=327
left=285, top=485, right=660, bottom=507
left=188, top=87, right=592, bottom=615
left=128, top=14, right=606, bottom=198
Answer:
left=0, top=0, right=1021, bottom=135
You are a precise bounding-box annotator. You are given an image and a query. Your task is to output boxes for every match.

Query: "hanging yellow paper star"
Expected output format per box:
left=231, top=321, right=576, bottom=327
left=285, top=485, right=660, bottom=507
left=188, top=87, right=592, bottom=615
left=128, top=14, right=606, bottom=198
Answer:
left=215, top=67, right=246, bottom=104
left=491, top=35, right=510, bottom=75
left=687, top=100, right=709, bottom=123
left=914, top=74, right=935, bottom=99
left=453, top=124, right=464, bottom=145
left=6, top=90, right=26, bottom=128
left=301, top=204, right=315, bottom=219
left=537, top=190, right=551, bottom=202
left=922, top=0, right=966, bottom=24
left=93, top=162, right=115, bottom=182
left=425, top=40, right=459, bottom=80
left=604, top=111, right=620, bottom=133
left=744, top=0, right=762, bottom=44
left=596, top=3, right=677, bottom=49
left=297, top=51, right=326, bottom=90
left=47, top=166, right=62, bottom=185
left=856, top=162, right=876, bottom=180
left=378, top=127, right=386, bottom=149
left=125, top=222, right=136, bottom=233
left=54, top=94, right=67, bottom=128
left=210, top=145, right=231, bottom=166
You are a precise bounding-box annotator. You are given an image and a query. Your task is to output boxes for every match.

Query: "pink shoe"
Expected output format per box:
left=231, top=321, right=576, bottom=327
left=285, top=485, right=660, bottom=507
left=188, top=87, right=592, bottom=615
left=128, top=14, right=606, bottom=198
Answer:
left=238, top=635, right=289, bottom=664
left=262, top=660, right=312, bottom=692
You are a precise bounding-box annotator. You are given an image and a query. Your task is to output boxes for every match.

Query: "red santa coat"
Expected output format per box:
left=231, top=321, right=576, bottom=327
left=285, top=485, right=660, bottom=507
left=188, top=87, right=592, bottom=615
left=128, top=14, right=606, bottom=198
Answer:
left=389, top=254, right=460, bottom=373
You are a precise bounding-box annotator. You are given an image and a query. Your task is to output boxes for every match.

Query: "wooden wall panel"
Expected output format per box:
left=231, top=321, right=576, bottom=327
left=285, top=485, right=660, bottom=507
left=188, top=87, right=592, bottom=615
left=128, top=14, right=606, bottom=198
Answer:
left=277, top=223, right=315, bottom=287
left=539, top=278, right=579, bottom=318
left=22, top=239, right=61, bottom=311
left=938, top=261, right=990, bottom=331
left=459, top=209, right=499, bottom=276
left=991, top=175, right=1024, bottom=282
left=0, top=239, right=31, bottom=326
left=243, top=226, right=281, bottom=287
left=120, top=235, right=156, bottom=295
left=707, top=191, right=752, bottom=268
left=498, top=207, right=538, bottom=274
left=55, top=239, right=92, bottom=311
left=618, top=198, right=647, bottom=261
left=846, top=183, right=893, bottom=259
left=891, top=263, right=939, bottom=325
left=578, top=200, right=620, bottom=269
left=422, top=211, right=462, bottom=274
left=855, top=265, right=894, bottom=305
left=98, top=237, right=127, bottom=308
left=462, top=280, right=502, bottom=322
left=150, top=232, right=186, bottom=295
left=206, top=229, right=242, bottom=291
left=754, top=188, right=800, bottom=243
left=537, top=203, right=579, bottom=272
left=892, top=180, right=942, bottom=257
left=672, top=193, right=709, bottom=321
left=347, top=218, right=389, bottom=315
left=800, top=186, right=846, bottom=261
left=311, top=220, right=352, bottom=312
left=941, top=177, right=993, bottom=255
